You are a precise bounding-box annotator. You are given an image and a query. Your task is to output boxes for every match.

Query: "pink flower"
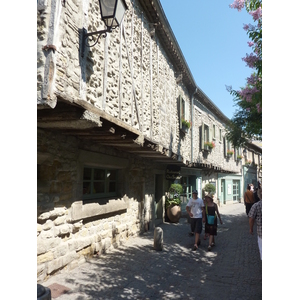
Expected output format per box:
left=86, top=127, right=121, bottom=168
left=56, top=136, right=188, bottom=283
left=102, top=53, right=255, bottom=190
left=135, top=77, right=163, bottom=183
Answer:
left=243, top=24, right=249, bottom=31
left=242, top=53, right=260, bottom=68
left=247, top=41, right=254, bottom=47
left=249, top=7, right=262, bottom=21
left=238, top=86, right=259, bottom=102
left=230, top=0, right=245, bottom=11
left=256, top=103, right=262, bottom=113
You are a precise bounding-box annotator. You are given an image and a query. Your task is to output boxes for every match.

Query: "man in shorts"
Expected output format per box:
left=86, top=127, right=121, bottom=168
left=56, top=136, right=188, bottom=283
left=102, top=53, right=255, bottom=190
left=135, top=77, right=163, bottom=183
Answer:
left=186, top=190, right=205, bottom=251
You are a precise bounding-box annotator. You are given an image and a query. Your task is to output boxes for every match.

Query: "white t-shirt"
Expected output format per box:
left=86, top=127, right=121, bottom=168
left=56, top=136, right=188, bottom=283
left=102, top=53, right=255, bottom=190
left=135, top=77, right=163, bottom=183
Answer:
left=186, top=197, right=204, bottom=218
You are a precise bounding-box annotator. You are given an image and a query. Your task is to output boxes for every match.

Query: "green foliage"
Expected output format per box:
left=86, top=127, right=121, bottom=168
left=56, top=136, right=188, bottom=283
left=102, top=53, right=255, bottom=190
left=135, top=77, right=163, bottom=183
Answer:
left=227, top=0, right=262, bottom=147
left=203, top=183, right=216, bottom=194
left=166, top=183, right=183, bottom=209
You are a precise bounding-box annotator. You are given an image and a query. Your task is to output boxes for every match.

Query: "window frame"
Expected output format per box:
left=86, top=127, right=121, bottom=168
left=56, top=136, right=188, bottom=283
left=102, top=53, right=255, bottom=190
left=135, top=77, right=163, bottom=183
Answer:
left=82, top=166, right=118, bottom=200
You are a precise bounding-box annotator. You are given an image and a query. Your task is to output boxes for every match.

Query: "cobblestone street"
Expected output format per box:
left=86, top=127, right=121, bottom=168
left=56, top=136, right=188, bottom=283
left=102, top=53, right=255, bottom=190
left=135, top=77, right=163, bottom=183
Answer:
left=43, top=202, right=262, bottom=299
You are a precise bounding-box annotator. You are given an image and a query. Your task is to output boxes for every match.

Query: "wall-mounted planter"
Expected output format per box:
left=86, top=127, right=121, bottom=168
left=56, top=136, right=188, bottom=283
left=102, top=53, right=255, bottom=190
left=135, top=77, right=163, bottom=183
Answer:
left=180, top=125, right=189, bottom=134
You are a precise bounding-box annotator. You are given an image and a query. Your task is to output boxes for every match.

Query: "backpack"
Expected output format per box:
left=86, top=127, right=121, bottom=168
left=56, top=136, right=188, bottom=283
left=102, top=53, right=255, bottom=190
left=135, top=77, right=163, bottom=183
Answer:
left=206, top=204, right=216, bottom=225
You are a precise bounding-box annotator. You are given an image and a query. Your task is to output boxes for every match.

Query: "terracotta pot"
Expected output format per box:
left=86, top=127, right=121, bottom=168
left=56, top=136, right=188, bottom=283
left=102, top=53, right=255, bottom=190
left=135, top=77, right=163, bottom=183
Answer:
left=167, top=205, right=181, bottom=223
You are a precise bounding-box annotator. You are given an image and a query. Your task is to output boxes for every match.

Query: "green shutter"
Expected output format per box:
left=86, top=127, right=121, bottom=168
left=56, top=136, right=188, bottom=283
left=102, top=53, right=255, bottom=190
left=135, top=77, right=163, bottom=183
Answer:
left=201, top=122, right=205, bottom=150
left=179, top=95, right=182, bottom=129
left=223, top=137, right=227, bottom=157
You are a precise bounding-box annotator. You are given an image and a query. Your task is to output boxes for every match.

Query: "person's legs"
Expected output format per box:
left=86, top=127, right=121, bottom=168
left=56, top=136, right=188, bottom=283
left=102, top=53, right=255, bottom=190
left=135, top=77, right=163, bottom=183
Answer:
left=193, top=219, right=202, bottom=250
left=257, top=236, right=262, bottom=260
left=195, top=233, right=200, bottom=246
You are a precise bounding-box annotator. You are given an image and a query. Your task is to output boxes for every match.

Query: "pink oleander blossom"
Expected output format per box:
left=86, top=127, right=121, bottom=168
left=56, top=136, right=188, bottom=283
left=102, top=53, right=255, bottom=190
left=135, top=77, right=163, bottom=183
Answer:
left=247, top=41, right=254, bottom=47
left=242, top=53, right=260, bottom=68
left=243, top=24, right=249, bottom=31
left=249, top=7, right=262, bottom=21
left=238, top=86, right=259, bottom=102
left=247, top=74, right=257, bottom=86
left=256, top=103, right=262, bottom=113
left=230, top=0, right=245, bottom=11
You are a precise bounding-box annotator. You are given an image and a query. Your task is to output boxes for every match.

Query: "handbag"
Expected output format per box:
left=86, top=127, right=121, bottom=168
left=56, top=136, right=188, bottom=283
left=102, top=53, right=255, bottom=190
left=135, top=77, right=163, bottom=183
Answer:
left=206, top=204, right=216, bottom=225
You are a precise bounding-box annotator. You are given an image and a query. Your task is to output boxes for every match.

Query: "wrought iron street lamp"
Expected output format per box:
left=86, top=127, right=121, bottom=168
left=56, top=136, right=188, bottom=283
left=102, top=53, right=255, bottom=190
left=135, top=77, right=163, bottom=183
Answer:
left=81, top=0, right=128, bottom=57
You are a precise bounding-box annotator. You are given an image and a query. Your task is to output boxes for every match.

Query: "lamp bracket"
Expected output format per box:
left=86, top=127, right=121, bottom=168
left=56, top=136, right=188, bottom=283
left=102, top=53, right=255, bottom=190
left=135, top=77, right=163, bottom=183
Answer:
left=81, top=27, right=112, bottom=57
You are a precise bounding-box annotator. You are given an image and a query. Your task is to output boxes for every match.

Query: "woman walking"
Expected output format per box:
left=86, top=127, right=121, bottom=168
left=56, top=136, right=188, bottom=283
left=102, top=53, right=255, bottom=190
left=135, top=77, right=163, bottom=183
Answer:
left=204, top=193, right=223, bottom=251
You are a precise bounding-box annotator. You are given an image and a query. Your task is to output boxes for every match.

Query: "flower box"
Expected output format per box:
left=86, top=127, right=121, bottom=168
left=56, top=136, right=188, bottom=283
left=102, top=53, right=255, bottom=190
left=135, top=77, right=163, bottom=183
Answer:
left=204, top=141, right=215, bottom=150
left=227, top=149, right=234, bottom=156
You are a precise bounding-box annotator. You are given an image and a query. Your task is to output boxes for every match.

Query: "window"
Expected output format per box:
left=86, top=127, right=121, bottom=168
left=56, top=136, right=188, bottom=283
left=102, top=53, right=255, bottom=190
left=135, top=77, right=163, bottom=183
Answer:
left=204, top=124, right=209, bottom=142
left=200, top=123, right=211, bottom=150
left=83, top=167, right=117, bottom=199
left=179, top=95, right=187, bottom=129
left=213, top=125, right=216, bottom=139
left=219, top=129, right=222, bottom=141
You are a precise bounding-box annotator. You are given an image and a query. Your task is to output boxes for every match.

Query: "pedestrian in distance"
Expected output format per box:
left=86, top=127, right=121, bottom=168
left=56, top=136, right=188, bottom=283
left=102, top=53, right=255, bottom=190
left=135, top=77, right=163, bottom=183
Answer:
left=204, top=193, right=223, bottom=251
left=244, top=183, right=255, bottom=215
left=253, top=180, right=262, bottom=203
left=248, top=186, right=262, bottom=260
left=186, top=190, right=205, bottom=251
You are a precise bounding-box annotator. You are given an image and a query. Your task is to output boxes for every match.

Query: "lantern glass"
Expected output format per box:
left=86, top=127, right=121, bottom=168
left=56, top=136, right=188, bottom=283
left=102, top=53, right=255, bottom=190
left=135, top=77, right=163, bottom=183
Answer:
left=99, top=0, right=127, bottom=29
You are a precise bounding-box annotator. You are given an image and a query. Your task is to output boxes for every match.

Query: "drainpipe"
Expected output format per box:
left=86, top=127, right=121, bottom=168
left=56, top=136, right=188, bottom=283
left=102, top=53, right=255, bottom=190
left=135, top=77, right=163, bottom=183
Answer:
left=191, top=88, right=197, bottom=162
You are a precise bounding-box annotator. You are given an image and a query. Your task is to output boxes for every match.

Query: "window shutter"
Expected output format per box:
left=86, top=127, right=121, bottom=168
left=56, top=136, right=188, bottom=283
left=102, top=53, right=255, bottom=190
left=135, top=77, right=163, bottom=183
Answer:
left=234, top=147, right=237, bottom=161
left=201, top=122, right=205, bottom=150
left=179, top=95, right=182, bottom=129
left=209, top=126, right=212, bottom=142
left=223, top=137, right=227, bottom=157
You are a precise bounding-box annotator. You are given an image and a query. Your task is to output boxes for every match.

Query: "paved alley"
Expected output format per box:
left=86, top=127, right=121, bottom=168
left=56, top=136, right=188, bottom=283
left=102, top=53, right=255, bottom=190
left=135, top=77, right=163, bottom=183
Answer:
left=42, top=202, right=262, bottom=299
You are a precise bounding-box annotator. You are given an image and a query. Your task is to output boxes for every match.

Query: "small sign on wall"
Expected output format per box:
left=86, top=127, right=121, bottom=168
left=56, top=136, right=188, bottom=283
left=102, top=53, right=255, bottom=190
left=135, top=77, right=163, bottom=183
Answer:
left=227, top=184, right=232, bottom=195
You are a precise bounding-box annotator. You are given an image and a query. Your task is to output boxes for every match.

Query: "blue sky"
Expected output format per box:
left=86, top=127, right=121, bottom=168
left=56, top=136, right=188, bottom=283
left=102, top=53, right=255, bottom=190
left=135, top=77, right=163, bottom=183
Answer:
left=160, top=0, right=255, bottom=119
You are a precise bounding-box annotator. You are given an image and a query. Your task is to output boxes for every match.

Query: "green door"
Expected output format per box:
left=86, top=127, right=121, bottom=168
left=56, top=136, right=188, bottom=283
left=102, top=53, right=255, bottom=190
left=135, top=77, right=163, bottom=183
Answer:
left=232, top=180, right=240, bottom=202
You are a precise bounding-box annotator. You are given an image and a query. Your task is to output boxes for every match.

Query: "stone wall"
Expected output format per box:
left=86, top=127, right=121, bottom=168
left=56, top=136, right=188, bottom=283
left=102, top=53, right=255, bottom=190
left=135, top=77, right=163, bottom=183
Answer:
left=37, top=128, right=163, bottom=282
left=37, top=0, right=192, bottom=163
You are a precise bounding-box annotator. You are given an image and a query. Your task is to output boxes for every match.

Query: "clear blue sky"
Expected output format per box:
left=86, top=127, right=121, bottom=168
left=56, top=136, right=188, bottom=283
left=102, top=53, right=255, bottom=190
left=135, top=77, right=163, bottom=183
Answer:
left=160, top=0, right=255, bottom=119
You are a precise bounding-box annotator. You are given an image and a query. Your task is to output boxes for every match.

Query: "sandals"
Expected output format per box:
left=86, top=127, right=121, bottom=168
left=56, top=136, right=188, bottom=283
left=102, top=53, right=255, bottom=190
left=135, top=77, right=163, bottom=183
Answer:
left=211, top=243, right=215, bottom=247
left=192, top=244, right=198, bottom=251
left=208, top=245, right=212, bottom=251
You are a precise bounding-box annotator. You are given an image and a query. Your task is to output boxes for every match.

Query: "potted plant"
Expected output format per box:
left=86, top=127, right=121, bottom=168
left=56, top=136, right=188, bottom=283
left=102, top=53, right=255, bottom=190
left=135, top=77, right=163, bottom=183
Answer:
left=227, top=149, right=234, bottom=156
left=203, top=183, right=216, bottom=195
left=166, top=183, right=183, bottom=223
left=181, top=119, right=191, bottom=133
left=204, top=141, right=215, bottom=151
left=237, top=154, right=243, bottom=160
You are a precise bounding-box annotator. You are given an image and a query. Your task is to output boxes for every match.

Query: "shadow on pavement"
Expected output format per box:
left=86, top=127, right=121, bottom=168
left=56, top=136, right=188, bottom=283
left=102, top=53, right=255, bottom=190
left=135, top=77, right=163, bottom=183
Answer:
left=46, top=204, right=262, bottom=299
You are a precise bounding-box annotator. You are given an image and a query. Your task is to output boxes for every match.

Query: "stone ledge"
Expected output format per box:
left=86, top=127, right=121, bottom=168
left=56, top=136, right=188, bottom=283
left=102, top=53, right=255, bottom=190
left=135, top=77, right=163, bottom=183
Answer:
left=70, top=199, right=127, bottom=222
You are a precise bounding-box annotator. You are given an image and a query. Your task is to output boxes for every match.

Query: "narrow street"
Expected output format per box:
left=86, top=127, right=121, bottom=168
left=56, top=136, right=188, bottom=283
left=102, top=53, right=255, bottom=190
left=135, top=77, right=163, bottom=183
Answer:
left=43, top=202, right=262, bottom=299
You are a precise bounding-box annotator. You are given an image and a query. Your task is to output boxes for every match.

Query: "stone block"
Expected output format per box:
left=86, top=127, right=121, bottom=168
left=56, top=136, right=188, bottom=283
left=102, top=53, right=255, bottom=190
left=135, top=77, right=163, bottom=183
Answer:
left=37, top=251, right=54, bottom=264
left=43, top=220, right=54, bottom=230
left=153, top=227, right=163, bottom=251
left=37, top=237, right=61, bottom=255
left=54, top=215, right=66, bottom=226
left=53, top=243, right=69, bottom=259
left=47, top=251, right=77, bottom=274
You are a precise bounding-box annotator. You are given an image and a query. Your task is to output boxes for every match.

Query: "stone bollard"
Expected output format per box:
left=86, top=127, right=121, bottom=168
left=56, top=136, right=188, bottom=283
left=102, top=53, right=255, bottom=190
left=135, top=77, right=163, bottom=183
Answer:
left=153, top=227, right=163, bottom=251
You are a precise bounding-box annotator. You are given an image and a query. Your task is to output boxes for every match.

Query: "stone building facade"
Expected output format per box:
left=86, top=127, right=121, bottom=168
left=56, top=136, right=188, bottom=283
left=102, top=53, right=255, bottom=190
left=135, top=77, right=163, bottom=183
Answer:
left=37, top=0, right=261, bottom=282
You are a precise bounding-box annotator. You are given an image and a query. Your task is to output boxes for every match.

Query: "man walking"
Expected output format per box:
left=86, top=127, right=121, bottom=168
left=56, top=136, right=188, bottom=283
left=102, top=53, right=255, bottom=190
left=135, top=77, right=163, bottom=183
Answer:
left=186, top=190, right=205, bottom=251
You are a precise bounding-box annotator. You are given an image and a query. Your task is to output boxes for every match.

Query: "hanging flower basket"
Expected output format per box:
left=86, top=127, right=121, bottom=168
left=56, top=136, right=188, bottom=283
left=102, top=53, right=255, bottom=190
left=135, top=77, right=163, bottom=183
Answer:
left=181, top=119, right=191, bottom=133
left=204, top=141, right=215, bottom=150
left=237, top=155, right=243, bottom=160
left=227, top=149, right=234, bottom=156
